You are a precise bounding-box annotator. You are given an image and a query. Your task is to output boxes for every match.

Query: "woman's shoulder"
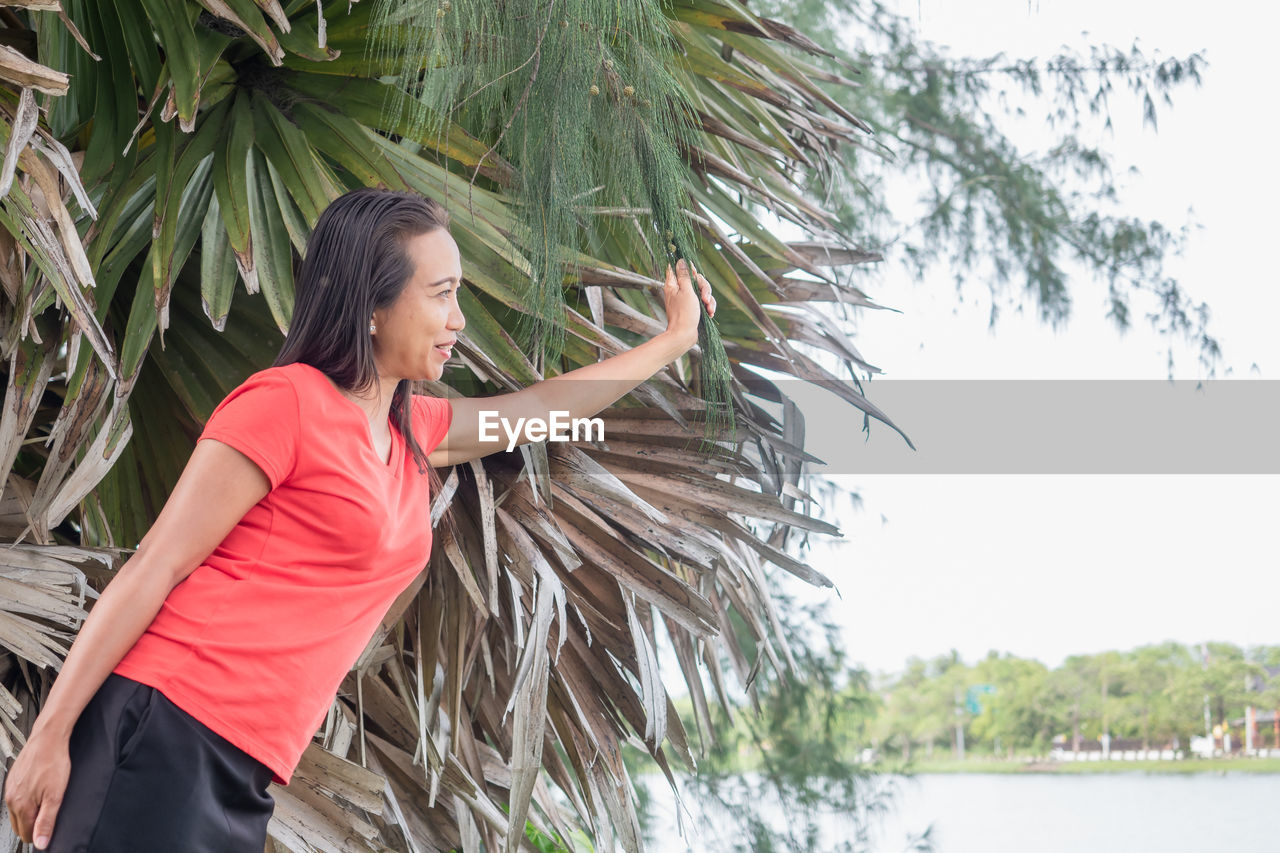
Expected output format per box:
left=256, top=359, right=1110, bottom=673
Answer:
left=410, top=390, right=452, bottom=418
left=201, top=366, right=308, bottom=487
left=230, top=363, right=323, bottom=397
left=246, top=362, right=318, bottom=384
left=209, top=365, right=316, bottom=421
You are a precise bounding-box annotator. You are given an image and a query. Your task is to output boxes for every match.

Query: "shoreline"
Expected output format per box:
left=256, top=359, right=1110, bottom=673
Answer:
left=896, top=757, right=1280, bottom=775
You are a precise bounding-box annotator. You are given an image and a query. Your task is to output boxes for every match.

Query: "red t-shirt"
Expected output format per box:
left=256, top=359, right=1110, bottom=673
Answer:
left=113, top=362, right=452, bottom=784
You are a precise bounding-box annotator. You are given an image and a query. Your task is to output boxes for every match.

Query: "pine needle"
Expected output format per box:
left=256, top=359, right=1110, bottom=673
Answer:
left=369, top=0, right=740, bottom=432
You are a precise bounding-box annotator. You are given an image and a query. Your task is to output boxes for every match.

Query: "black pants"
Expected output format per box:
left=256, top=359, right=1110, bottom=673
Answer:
left=47, top=673, right=275, bottom=853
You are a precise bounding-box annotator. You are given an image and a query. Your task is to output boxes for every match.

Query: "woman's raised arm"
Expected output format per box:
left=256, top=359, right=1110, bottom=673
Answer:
left=429, top=259, right=715, bottom=467
left=3, top=440, right=272, bottom=848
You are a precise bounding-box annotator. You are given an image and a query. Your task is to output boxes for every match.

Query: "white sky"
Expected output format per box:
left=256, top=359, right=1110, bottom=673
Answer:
left=792, top=0, right=1280, bottom=674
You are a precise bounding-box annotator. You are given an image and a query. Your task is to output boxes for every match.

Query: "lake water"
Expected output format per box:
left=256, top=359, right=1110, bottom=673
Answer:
left=641, top=772, right=1280, bottom=852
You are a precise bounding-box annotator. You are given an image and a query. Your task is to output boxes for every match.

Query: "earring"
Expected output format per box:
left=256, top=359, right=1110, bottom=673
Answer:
left=369, top=321, right=377, bottom=335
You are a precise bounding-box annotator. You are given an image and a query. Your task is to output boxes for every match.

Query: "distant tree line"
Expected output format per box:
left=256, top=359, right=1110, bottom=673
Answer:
left=871, top=643, right=1280, bottom=760
left=656, top=636, right=1280, bottom=849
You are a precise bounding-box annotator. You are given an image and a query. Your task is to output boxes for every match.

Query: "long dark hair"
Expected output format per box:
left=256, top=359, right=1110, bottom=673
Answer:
left=275, top=188, right=451, bottom=475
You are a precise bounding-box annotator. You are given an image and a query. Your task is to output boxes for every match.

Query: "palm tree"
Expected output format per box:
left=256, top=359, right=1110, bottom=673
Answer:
left=0, top=2, right=897, bottom=850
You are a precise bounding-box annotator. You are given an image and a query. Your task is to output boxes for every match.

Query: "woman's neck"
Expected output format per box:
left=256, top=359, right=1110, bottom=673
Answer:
left=341, top=374, right=400, bottom=430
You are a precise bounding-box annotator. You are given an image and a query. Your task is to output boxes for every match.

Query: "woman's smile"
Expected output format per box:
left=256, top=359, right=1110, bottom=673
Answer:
left=371, top=229, right=465, bottom=382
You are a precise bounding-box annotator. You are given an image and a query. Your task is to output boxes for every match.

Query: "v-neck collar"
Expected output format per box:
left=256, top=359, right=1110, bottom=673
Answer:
left=297, top=364, right=403, bottom=475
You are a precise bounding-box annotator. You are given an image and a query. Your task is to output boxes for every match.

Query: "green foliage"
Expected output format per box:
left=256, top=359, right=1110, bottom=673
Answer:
left=758, top=0, right=1218, bottom=371
left=371, top=0, right=704, bottom=359
left=525, top=812, right=580, bottom=852
left=661, top=595, right=932, bottom=853
left=909, top=756, right=1280, bottom=775
left=870, top=653, right=965, bottom=762
left=370, top=0, right=742, bottom=436
left=872, top=642, right=1280, bottom=759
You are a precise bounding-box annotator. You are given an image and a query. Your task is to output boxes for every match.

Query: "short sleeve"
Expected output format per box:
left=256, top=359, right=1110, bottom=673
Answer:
left=199, top=369, right=301, bottom=489
left=412, top=394, right=453, bottom=455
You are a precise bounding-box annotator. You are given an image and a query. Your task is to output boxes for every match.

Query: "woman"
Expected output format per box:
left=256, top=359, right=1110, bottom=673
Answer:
left=3, top=188, right=715, bottom=851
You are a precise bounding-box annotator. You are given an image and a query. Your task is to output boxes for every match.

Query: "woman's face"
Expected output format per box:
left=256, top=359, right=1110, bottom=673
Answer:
left=371, top=229, right=465, bottom=383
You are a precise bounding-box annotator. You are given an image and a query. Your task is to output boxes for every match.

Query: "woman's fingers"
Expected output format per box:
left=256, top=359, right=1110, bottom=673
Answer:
left=687, top=263, right=714, bottom=315
left=32, top=792, right=61, bottom=849
left=5, top=732, right=71, bottom=848
left=7, top=785, right=40, bottom=846
left=678, top=259, right=693, bottom=286
left=6, top=803, right=23, bottom=843
left=663, top=260, right=714, bottom=317
left=694, top=272, right=715, bottom=317
left=5, top=776, right=30, bottom=843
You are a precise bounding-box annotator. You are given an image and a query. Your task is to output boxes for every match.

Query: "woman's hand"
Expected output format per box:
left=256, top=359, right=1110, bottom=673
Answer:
left=4, top=727, right=71, bottom=849
left=3, top=438, right=272, bottom=849
left=662, top=259, right=716, bottom=349
left=425, top=258, right=718, bottom=467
